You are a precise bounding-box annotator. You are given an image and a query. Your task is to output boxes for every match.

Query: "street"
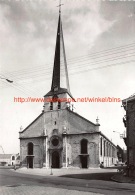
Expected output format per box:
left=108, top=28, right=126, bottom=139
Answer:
left=0, top=168, right=135, bottom=195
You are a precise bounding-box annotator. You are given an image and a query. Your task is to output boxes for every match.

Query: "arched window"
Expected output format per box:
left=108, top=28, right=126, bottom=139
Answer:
left=81, top=139, right=88, bottom=154
left=28, top=142, right=34, bottom=155
left=12, top=156, right=15, bottom=160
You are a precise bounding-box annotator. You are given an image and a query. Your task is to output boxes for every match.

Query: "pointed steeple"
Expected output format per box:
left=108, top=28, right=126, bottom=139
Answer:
left=51, top=14, right=61, bottom=90
left=45, top=10, right=73, bottom=99
left=51, top=11, right=70, bottom=92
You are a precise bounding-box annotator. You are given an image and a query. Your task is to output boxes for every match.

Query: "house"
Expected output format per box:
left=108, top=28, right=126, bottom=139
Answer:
left=122, top=94, right=135, bottom=176
left=0, top=154, right=20, bottom=166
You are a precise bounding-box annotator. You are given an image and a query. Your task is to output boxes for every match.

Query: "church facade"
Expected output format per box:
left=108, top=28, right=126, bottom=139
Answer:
left=19, top=11, right=117, bottom=169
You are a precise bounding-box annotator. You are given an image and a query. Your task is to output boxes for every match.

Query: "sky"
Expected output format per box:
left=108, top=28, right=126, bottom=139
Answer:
left=0, top=0, right=135, bottom=154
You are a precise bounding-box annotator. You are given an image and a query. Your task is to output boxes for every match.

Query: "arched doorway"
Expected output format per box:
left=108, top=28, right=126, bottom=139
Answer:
left=27, top=142, right=34, bottom=168
left=80, top=139, right=88, bottom=168
left=52, top=151, right=60, bottom=168
left=81, top=156, right=88, bottom=168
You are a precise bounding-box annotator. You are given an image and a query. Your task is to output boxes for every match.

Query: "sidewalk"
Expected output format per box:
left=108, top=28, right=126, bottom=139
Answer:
left=14, top=167, right=116, bottom=177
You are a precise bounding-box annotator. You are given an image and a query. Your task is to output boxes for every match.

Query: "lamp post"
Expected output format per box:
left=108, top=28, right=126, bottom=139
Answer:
left=50, top=165, right=53, bottom=175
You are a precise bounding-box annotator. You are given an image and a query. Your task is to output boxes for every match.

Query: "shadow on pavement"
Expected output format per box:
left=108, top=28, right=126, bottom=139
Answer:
left=60, top=172, right=118, bottom=181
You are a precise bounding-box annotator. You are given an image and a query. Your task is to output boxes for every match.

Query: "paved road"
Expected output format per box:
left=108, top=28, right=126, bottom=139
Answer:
left=0, top=169, right=135, bottom=195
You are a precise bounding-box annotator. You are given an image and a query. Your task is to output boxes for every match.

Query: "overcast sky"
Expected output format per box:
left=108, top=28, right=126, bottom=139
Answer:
left=0, top=0, right=135, bottom=154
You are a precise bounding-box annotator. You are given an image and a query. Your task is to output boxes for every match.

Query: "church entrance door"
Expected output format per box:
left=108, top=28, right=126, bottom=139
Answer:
left=27, top=156, right=33, bottom=168
left=52, top=151, right=60, bottom=168
left=81, top=156, right=88, bottom=168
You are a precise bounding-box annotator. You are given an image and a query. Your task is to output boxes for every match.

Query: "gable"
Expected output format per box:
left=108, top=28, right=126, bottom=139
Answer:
left=20, top=113, right=44, bottom=138
left=67, top=109, right=97, bottom=134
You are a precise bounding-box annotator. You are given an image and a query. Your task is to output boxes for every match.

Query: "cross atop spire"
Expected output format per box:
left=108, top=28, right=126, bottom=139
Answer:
left=57, top=0, right=64, bottom=14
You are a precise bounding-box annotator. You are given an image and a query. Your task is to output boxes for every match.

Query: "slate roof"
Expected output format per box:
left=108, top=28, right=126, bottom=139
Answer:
left=44, top=87, right=74, bottom=100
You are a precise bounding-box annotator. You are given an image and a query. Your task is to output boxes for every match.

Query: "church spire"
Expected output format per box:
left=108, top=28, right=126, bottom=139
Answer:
left=51, top=7, right=70, bottom=94
left=44, top=4, right=74, bottom=102
left=51, top=14, right=60, bottom=90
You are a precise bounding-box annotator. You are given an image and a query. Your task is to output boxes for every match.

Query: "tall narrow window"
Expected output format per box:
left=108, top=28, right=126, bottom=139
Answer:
left=110, top=146, right=112, bottom=157
left=112, top=147, right=114, bottom=157
left=81, top=139, right=88, bottom=154
left=104, top=141, right=106, bottom=156
left=100, top=137, right=102, bottom=156
left=50, top=102, right=53, bottom=110
left=28, top=142, right=33, bottom=155
left=58, top=102, right=61, bottom=109
left=106, top=142, right=108, bottom=157
left=109, top=145, right=111, bottom=157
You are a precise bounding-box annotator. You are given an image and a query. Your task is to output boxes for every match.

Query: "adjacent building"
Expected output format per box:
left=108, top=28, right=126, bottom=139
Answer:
left=122, top=94, right=135, bottom=176
left=0, top=154, right=20, bottom=166
left=19, top=10, right=117, bottom=169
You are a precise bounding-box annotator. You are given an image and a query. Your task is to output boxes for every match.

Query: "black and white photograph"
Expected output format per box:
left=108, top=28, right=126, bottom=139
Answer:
left=0, top=0, right=135, bottom=194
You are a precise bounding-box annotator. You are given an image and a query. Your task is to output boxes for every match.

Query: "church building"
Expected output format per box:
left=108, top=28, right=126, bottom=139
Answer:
left=19, top=9, right=117, bottom=169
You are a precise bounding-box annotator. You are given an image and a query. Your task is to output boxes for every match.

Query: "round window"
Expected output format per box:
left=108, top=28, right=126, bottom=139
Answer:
left=52, top=138, right=59, bottom=146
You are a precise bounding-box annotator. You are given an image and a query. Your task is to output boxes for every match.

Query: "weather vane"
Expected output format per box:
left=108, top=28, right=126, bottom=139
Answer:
left=57, top=0, right=64, bottom=14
